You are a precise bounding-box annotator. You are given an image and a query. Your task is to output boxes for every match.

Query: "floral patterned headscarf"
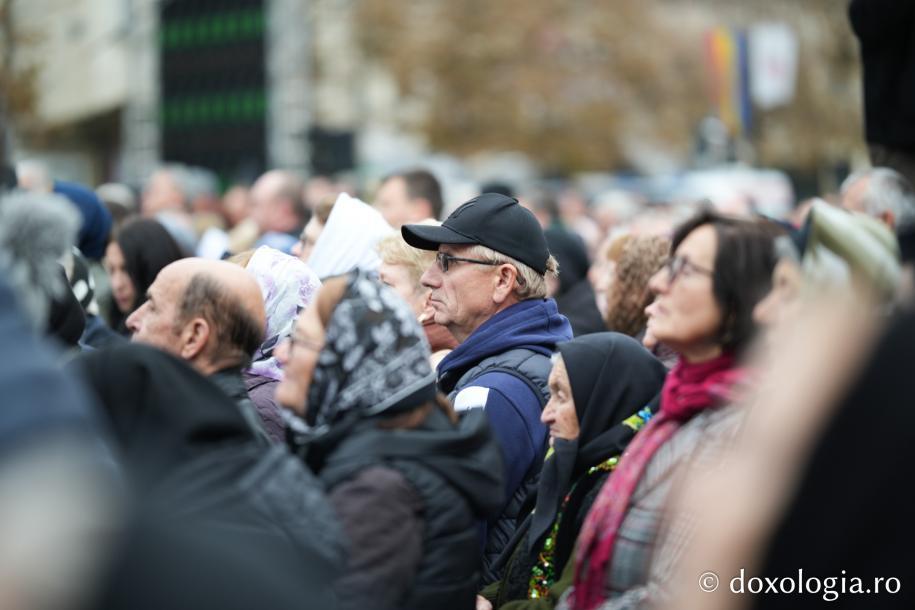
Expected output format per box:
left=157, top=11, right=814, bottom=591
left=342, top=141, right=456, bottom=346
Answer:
left=304, top=269, right=437, bottom=429
left=244, top=246, right=322, bottom=380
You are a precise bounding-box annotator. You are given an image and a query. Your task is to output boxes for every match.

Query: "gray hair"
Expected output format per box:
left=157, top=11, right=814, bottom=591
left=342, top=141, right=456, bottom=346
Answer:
left=0, top=191, right=80, bottom=330
left=145, top=163, right=194, bottom=210
left=96, top=182, right=137, bottom=212
left=466, top=244, right=559, bottom=300
left=841, top=167, right=915, bottom=232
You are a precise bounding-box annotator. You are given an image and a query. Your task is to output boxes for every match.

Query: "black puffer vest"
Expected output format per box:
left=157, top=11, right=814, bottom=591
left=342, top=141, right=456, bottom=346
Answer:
left=321, top=456, right=480, bottom=610
left=444, top=347, right=552, bottom=585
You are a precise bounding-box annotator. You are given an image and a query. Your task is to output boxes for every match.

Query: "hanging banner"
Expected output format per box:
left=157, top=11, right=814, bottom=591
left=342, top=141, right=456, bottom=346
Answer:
left=749, top=22, right=799, bottom=110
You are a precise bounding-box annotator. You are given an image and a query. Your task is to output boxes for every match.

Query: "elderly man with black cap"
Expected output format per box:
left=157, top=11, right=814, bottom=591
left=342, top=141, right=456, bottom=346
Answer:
left=402, top=192, right=573, bottom=584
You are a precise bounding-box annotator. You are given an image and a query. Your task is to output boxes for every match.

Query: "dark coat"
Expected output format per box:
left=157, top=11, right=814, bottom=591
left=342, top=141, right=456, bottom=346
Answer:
left=483, top=469, right=611, bottom=609
left=554, top=279, right=606, bottom=337
left=243, top=371, right=286, bottom=444
left=74, top=344, right=346, bottom=595
left=849, top=0, right=915, bottom=153
left=209, top=366, right=272, bottom=445
left=0, top=273, right=105, bottom=456
left=311, top=407, right=505, bottom=610
left=80, top=314, right=125, bottom=350
left=751, top=309, right=915, bottom=610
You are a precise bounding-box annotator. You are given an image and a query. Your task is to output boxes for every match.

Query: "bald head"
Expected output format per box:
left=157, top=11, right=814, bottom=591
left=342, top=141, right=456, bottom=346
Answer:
left=250, top=170, right=307, bottom=234
left=127, top=258, right=266, bottom=374
left=169, top=258, right=266, bottom=329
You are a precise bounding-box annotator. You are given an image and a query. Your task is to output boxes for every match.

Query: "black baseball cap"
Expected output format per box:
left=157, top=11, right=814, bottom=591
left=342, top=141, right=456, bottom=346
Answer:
left=401, top=192, right=550, bottom=274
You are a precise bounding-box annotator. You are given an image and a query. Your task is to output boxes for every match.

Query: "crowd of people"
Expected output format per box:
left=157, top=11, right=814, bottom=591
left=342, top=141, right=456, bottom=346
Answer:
left=0, top=154, right=913, bottom=610
left=5, top=2, right=915, bottom=606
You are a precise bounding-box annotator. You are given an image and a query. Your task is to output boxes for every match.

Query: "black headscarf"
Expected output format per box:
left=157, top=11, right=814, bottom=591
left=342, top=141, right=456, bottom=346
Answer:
left=74, top=343, right=254, bottom=485
left=285, top=269, right=438, bottom=471
left=46, top=265, right=86, bottom=348
left=305, top=269, right=436, bottom=427
left=544, top=227, right=606, bottom=336
left=528, top=332, right=667, bottom=552
left=545, top=227, right=590, bottom=296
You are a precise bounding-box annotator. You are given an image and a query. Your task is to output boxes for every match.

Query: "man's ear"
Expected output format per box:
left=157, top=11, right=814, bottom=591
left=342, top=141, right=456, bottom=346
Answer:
left=179, top=317, right=211, bottom=361
left=492, top=264, right=518, bottom=305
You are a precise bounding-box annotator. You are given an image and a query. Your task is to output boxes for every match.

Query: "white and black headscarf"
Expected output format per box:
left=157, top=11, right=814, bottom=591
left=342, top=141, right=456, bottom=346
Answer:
left=301, top=269, right=437, bottom=431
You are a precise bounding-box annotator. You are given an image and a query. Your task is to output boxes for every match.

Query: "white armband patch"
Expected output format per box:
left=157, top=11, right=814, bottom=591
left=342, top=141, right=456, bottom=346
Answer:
left=452, top=386, right=490, bottom=412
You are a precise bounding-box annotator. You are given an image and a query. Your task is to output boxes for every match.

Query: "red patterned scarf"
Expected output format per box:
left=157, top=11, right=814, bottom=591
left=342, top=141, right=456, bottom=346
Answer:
left=572, top=352, right=746, bottom=610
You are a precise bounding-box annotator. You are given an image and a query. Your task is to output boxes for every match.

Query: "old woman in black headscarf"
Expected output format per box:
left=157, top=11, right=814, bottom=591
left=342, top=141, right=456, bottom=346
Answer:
left=478, top=332, right=666, bottom=610
left=276, top=269, right=505, bottom=610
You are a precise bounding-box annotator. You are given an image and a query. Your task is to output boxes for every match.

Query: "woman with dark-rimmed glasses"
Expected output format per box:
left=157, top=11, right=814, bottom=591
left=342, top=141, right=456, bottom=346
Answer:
left=563, top=210, right=780, bottom=610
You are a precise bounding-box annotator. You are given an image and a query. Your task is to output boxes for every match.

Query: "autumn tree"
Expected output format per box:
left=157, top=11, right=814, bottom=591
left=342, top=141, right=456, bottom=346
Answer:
left=354, top=0, right=863, bottom=173
left=356, top=0, right=708, bottom=174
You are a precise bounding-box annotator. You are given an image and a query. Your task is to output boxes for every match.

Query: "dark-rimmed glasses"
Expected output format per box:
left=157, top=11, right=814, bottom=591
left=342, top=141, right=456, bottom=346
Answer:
left=662, top=255, right=714, bottom=283
left=435, top=251, right=527, bottom=286
left=435, top=251, right=500, bottom=273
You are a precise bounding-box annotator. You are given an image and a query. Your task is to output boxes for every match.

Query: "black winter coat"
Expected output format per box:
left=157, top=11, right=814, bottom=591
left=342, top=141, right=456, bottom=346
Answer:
left=74, top=344, right=347, bottom=606
left=849, top=0, right=915, bottom=153
left=312, top=407, right=505, bottom=610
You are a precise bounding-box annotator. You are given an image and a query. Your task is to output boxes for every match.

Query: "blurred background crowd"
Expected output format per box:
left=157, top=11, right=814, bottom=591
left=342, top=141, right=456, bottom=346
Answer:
left=2, top=0, right=915, bottom=609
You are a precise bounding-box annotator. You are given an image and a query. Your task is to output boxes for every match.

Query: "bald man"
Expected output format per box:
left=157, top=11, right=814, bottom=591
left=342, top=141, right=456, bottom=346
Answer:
left=127, top=258, right=271, bottom=443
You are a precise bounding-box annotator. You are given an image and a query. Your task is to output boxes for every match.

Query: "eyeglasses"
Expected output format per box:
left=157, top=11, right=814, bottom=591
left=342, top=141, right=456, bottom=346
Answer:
left=435, top=251, right=500, bottom=273
left=435, top=251, right=527, bottom=286
left=662, top=255, right=714, bottom=283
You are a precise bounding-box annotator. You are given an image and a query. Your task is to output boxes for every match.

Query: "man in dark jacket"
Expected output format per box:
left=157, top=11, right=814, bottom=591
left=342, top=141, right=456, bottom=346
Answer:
left=402, top=193, right=573, bottom=583
left=849, top=0, right=915, bottom=184
left=76, top=343, right=345, bottom=609
left=126, top=258, right=270, bottom=443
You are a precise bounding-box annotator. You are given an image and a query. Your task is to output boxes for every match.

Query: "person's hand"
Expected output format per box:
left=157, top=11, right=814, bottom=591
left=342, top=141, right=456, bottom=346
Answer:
left=476, top=594, right=493, bottom=610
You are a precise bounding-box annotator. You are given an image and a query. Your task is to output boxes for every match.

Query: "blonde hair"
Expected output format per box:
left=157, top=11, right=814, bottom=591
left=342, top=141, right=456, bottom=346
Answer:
left=226, top=249, right=255, bottom=267
left=376, top=232, right=437, bottom=287
left=605, top=233, right=632, bottom=263
left=466, top=245, right=558, bottom=300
